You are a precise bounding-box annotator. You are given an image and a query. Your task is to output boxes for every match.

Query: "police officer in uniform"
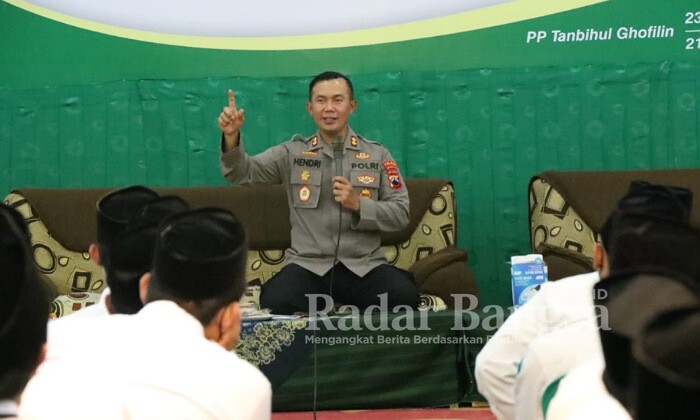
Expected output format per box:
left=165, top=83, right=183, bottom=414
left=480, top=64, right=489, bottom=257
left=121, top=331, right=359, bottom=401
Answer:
left=218, top=71, right=419, bottom=314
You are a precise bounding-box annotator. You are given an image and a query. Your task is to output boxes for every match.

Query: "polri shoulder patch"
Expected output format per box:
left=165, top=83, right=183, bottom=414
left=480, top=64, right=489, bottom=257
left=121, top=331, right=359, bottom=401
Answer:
left=383, top=161, right=402, bottom=190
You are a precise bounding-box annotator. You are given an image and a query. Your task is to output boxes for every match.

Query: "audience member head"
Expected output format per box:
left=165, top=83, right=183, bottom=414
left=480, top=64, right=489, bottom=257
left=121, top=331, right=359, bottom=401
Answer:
left=102, top=196, right=189, bottom=315
left=0, top=204, right=50, bottom=402
left=590, top=181, right=699, bottom=412
left=630, top=306, right=700, bottom=420
left=141, top=208, right=248, bottom=349
left=91, top=186, right=159, bottom=266
left=593, top=271, right=699, bottom=409
left=595, top=180, right=693, bottom=277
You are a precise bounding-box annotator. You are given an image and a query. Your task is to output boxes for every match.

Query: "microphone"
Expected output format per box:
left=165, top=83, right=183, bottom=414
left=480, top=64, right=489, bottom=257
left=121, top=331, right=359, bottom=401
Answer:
left=315, top=135, right=345, bottom=417
left=332, top=136, right=344, bottom=177
left=328, top=136, right=344, bottom=312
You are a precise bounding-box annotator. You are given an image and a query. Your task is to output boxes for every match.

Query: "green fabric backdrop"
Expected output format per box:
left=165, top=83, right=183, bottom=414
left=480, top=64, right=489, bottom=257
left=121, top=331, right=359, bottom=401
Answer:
left=2, top=63, right=698, bottom=309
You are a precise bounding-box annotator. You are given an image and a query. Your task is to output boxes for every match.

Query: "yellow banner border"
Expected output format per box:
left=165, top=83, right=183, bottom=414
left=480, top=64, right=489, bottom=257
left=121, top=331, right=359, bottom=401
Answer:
left=4, top=0, right=607, bottom=50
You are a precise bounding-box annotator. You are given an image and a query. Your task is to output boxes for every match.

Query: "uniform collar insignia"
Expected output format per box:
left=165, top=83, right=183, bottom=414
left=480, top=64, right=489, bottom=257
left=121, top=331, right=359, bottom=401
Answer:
left=349, top=136, right=359, bottom=150
left=308, top=135, right=320, bottom=150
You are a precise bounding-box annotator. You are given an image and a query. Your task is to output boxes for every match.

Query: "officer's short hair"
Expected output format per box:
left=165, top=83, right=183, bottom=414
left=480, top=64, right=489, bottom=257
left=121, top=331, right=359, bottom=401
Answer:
left=309, top=71, right=354, bottom=100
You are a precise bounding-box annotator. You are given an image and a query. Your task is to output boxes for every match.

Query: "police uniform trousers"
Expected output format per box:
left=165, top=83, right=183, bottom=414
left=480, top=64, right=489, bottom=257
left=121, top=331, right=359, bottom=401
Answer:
left=260, top=262, right=420, bottom=314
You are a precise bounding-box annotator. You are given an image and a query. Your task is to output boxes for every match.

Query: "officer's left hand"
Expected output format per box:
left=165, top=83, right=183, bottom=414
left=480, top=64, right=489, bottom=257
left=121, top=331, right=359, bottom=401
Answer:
left=333, top=176, right=360, bottom=212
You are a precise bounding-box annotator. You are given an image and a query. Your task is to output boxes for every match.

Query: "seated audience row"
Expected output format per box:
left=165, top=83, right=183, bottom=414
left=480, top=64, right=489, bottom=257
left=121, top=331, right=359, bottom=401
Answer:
left=1, top=187, right=271, bottom=419
left=476, top=181, right=700, bottom=419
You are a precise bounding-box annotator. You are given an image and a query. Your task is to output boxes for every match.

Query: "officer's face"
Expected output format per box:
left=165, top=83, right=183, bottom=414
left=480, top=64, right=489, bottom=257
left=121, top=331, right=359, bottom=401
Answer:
left=307, top=78, right=357, bottom=142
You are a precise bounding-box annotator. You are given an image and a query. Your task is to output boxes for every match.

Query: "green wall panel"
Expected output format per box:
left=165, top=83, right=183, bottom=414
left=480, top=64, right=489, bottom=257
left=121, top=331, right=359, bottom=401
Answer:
left=1, top=63, right=699, bottom=308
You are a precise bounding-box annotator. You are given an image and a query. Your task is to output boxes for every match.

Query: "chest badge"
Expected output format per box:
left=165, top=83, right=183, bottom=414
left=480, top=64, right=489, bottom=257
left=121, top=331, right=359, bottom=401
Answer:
left=360, top=189, right=372, bottom=199
left=356, top=174, right=376, bottom=185
left=355, top=152, right=370, bottom=160
left=301, top=170, right=311, bottom=181
left=298, top=185, right=311, bottom=202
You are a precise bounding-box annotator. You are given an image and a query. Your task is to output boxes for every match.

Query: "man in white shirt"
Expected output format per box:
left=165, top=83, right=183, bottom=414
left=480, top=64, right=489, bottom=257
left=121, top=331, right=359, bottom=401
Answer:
left=21, top=208, right=272, bottom=419
left=0, top=204, right=50, bottom=419
left=475, top=270, right=601, bottom=419
left=475, top=180, right=693, bottom=419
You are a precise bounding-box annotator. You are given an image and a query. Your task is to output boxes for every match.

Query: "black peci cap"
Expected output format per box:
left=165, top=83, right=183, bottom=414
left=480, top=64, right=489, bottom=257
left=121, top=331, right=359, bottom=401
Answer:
left=600, top=180, right=692, bottom=250
left=104, top=196, right=190, bottom=314
left=604, top=216, right=700, bottom=280
left=0, top=203, right=49, bottom=387
left=621, top=180, right=692, bottom=222
left=127, top=195, right=190, bottom=231
left=150, top=208, right=248, bottom=301
left=96, top=186, right=159, bottom=250
left=630, top=306, right=700, bottom=419
left=593, top=272, right=699, bottom=408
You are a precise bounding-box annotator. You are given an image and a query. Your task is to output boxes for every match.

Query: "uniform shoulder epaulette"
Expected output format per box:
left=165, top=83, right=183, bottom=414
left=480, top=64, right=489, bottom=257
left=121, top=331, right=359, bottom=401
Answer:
left=290, top=134, right=307, bottom=142
left=359, top=135, right=380, bottom=145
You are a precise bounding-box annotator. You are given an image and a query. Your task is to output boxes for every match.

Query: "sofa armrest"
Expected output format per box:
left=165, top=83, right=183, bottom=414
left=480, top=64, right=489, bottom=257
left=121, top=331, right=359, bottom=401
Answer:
left=408, top=246, right=479, bottom=309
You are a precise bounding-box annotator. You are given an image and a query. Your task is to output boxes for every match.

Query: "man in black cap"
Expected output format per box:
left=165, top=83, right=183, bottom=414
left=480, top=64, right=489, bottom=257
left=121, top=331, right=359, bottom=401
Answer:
left=99, top=195, right=190, bottom=315
left=71, top=185, right=159, bottom=318
left=544, top=214, right=700, bottom=418
left=477, top=180, right=695, bottom=419
left=0, top=204, right=49, bottom=418
left=21, top=208, right=271, bottom=419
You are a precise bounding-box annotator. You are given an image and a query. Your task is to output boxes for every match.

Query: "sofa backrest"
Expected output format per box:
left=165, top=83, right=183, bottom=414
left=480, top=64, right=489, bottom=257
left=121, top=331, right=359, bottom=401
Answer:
left=533, top=169, right=700, bottom=232
left=13, top=178, right=450, bottom=252
left=529, top=168, right=700, bottom=280
left=7, top=178, right=468, bottom=315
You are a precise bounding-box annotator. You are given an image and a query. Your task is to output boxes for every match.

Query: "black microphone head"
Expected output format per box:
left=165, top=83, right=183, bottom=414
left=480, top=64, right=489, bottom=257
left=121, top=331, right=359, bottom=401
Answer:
left=332, top=136, right=344, bottom=152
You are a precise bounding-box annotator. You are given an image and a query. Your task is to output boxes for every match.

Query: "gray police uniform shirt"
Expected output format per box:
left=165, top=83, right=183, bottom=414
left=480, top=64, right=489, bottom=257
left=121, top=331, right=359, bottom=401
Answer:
left=220, top=128, right=409, bottom=277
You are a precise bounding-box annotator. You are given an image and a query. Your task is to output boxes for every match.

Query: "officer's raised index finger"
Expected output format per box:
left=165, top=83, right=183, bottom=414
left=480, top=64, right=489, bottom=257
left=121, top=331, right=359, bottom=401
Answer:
left=228, top=89, right=236, bottom=110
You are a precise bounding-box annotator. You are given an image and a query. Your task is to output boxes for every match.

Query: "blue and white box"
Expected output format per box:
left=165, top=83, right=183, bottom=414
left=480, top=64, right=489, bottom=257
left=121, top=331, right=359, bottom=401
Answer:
left=511, top=254, right=548, bottom=308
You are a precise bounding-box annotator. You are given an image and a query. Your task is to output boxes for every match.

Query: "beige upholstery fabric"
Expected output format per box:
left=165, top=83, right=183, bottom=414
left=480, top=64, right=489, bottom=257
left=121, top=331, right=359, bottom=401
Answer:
left=4, top=192, right=105, bottom=299
left=529, top=168, right=700, bottom=280
left=529, top=178, right=597, bottom=260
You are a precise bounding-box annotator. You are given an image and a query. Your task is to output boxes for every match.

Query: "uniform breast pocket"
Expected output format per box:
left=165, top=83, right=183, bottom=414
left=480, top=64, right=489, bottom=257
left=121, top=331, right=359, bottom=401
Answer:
left=291, top=166, right=322, bottom=208
left=350, top=169, right=380, bottom=201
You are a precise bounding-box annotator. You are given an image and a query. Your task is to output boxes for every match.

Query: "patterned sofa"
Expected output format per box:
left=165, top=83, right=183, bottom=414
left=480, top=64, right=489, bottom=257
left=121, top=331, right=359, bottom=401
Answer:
left=529, top=169, right=700, bottom=280
left=4, top=178, right=478, bottom=317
